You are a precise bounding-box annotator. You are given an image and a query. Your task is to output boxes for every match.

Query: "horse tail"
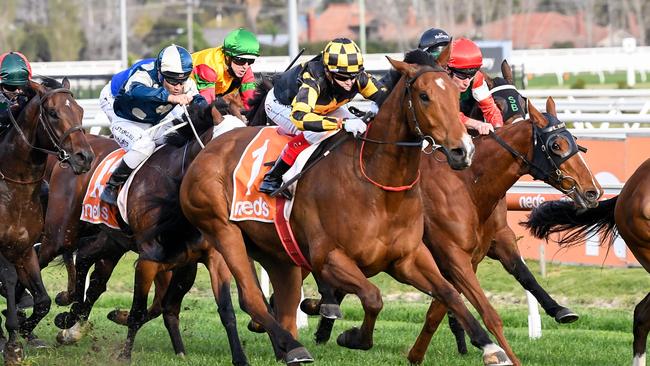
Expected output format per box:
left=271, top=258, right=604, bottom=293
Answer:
left=142, top=176, right=200, bottom=257
left=245, top=75, right=273, bottom=126
left=521, top=197, right=619, bottom=247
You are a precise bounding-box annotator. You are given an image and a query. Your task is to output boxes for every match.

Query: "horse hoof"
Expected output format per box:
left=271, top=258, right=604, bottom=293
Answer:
left=407, top=349, right=425, bottom=365
left=55, top=291, right=72, bottom=306
left=284, top=346, right=314, bottom=364
left=336, top=327, right=372, bottom=350
left=56, top=321, right=91, bottom=345
left=319, top=304, right=342, bottom=319
left=176, top=352, right=186, bottom=359
left=3, top=341, right=24, bottom=366
left=117, top=349, right=132, bottom=363
left=16, top=293, right=34, bottom=310
left=0, top=337, right=6, bottom=352
left=555, top=307, right=579, bottom=324
left=299, top=298, right=321, bottom=316
left=246, top=320, right=266, bottom=333
left=54, top=312, right=77, bottom=329
left=25, top=334, right=48, bottom=349
left=483, top=349, right=512, bottom=366
left=107, top=310, right=129, bottom=326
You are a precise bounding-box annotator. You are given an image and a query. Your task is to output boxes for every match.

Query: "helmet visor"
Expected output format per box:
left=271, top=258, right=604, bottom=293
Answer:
left=449, top=67, right=479, bottom=80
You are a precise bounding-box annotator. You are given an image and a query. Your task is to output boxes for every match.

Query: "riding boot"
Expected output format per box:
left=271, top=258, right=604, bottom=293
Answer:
left=259, top=157, right=292, bottom=195
left=100, top=160, right=134, bottom=205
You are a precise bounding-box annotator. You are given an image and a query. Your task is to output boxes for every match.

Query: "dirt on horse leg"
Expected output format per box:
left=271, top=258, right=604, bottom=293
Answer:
left=633, top=293, right=650, bottom=366
left=389, top=245, right=512, bottom=366
left=205, top=249, right=249, bottom=366
left=487, top=225, right=577, bottom=323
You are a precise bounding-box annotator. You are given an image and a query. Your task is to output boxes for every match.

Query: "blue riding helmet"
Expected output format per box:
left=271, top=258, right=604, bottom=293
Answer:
left=155, top=45, right=193, bottom=82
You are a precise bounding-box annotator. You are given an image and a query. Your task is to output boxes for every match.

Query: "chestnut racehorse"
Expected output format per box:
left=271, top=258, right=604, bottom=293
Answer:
left=0, top=78, right=93, bottom=364
left=522, top=158, right=650, bottom=366
left=169, top=50, right=520, bottom=365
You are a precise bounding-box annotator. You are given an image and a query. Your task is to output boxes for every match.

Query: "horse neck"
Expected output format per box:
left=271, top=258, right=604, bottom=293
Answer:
left=0, top=102, right=47, bottom=182
left=467, top=121, right=534, bottom=218
left=361, top=80, right=421, bottom=188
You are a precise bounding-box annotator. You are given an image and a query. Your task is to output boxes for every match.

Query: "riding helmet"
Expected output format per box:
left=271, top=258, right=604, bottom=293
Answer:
left=448, top=38, right=483, bottom=70
left=0, top=52, right=31, bottom=86
left=322, top=38, right=364, bottom=74
left=417, top=28, right=451, bottom=58
left=223, top=28, right=260, bottom=59
left=156, top=44, right=194, bottom=81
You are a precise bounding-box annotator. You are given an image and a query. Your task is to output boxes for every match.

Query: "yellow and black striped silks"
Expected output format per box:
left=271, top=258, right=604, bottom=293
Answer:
left=322, top=38, right=364, bottom=74
left=289, top=61, right=387, bottom=132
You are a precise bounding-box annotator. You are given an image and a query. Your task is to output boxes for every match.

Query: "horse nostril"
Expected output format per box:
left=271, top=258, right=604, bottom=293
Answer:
left=585, top=190, right=598, bottom=200
left=450, top=147, right=466, bottom=160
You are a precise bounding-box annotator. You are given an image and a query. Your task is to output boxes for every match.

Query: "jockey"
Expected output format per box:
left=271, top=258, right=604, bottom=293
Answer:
left=447, top=38, right=503, bottom=135
left=379, top=28, right=450, bottom=91
left=259, top=37, right=388, bottom=195
left=100, top=44, right=207, bottom=205
left=191, top=27, right=259, bottom=110
left=0, top=52, right=32, bottom=127
left=98, top=58, right=155, bottom=123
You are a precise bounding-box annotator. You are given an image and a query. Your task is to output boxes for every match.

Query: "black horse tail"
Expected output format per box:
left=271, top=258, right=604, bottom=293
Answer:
left=521, top=197, right=619, bottom=247
left=246, top=75, right=274, bottom=126
left=141, top=176, right=200, bottom=258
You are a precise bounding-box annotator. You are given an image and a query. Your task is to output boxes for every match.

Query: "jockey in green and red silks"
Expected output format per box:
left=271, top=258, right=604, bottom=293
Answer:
left=191, top=28, right=259, bottom=111
left=0, top=51, right=32, bottom=127
left=446, top=38, right=504, bottom=135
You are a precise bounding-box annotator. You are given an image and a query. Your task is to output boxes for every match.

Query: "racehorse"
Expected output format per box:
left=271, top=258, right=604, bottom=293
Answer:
left=168, top=49, right=518, bottom=365
left=522, top=158, right=650, bottom=366
left=37, top=98, right=249, bottom=365
left=0, top=77, right=93, bottom=364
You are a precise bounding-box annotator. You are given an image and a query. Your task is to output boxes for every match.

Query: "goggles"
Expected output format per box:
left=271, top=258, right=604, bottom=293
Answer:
left=449, top=67, right=479, bottom=80
left=331, top=72, right=358, bottom=82
left=232, top=56, right=255, bottom=66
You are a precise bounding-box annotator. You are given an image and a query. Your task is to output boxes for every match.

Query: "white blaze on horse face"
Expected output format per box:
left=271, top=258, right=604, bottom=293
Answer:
left=462, top=133, right=475, bottom=166
left=65, top=99, right=71, bottom=108
left=434, top=77, right=446, bottom=90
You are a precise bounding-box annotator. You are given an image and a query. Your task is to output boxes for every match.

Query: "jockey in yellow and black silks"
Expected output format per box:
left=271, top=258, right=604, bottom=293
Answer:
left=259, top=37, right=388, bottom=195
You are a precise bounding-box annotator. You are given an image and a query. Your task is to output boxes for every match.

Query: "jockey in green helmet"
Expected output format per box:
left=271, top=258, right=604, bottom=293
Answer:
left=0, top=52, right=32, bottom=127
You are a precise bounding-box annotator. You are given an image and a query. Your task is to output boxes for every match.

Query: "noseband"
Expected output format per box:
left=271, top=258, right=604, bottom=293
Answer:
left=9, top=88, right=85, bottom=164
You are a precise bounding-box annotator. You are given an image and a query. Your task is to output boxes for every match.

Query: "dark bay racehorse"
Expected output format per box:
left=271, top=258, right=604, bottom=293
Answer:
left=38, top=99, right=249, bottom=365
left=0, top=78, right=93, bottom=364
left=522, top=158, right=650, bottom=366
left=170, top=51, right=519, bottom=365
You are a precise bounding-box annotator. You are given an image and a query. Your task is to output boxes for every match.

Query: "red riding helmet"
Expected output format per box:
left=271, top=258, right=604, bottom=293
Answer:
left=448, top=38, right=483, bottom=70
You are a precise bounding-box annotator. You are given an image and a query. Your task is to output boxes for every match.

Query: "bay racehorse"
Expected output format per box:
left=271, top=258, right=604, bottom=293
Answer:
left=522, top=158, right=650, bottom=366
left=169, top=50, right=518, bottom=365
left=0, top=77, right=93, bottom=364
left=37, top=99, right=249, bottom=365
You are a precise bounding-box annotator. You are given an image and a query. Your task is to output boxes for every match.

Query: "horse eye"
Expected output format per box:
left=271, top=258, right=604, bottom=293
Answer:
left=552, top=142, right=560, bottom=150
left=419, top=93, right=430, bottom=102
left=48, top=110, right=58, bottom=119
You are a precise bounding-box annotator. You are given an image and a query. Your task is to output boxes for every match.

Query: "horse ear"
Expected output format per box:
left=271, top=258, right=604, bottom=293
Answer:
left=501, top=60, right=514, bottom=85
left=62, top=77, right=70, bottom=90
left=386, top=56, right=417, bottom=78
left=211, top=104, right=224, bottom=125
left=527, top=99, right=546, bottom=127
left=546, top=96, right=557, bottom=117
left=436, top=43, right=451, bottom=67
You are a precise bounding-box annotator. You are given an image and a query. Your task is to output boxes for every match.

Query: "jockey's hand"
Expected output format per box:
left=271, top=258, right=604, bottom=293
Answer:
left=168, top=94, right=193, bottom=106
left=465, top=118, right=494, bottom=135
left=344, top=118, right=367, bottom=137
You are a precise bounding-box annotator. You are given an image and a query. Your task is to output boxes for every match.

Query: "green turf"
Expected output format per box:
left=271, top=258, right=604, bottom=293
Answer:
left=9, top=253, right=649, bottom=365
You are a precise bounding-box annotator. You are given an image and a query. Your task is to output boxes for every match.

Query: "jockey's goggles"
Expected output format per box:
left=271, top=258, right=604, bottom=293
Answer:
left=1, top=84, right=20, bottom=92
left=232, top=56, right=255, bottom=66
left=331, top=72, right=359, bottom=82
left=163, top=77, right=188, bottom=86
left=449, top=67, right=479, bottom=80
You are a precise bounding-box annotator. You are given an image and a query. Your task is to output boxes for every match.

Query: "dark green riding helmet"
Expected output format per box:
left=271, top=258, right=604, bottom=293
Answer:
left=0, top=52, right=32, bottom=86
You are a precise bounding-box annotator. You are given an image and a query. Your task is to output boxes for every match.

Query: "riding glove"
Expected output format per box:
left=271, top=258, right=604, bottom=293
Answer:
left=344, top=118, right=367, bottom=137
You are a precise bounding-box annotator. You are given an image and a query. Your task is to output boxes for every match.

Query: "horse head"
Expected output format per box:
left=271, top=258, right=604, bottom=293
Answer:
left=386, top=48, right=474, bottom=170
left=484, top=60, right=528, bottom=125
left=27, top=78, right=94, bottom=174
left=527, top=98, right=601, bottom=208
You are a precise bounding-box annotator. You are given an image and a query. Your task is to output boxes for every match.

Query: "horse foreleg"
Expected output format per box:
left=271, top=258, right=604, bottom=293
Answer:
left=389, top=244, right=511, bottom=366
left=161, top=263, right=197, bottom=357
left=633, top=293, right=650, bottom=366
left=0, top=254, right=23, bottom=365
left=15, top=250, right=51, bottom=341
left=204, top=249, right=249, bottom=366
left=118, top=258, right=160, bottom=362
left=318, top=249, right=382, bottom=351
left=442, top=248, right=520, bottom=366
left=487, top=224, right=577, bottom=323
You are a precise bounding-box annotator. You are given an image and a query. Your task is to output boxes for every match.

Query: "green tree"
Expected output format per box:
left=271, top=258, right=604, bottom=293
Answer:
left=44, top=0, right=85, bottom=60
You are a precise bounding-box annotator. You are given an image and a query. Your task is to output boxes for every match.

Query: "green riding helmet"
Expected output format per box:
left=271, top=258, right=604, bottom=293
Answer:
left=0, top=52, right=32, bottom=86
left=223, top=28, right=260, bottom=59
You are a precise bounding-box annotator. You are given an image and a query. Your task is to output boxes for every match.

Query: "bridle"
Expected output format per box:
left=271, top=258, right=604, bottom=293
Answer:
left=8, top=87, right=85, bottom=164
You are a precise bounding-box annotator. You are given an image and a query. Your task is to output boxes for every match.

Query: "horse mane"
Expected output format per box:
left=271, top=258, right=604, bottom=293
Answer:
left=39, top=76, right=63, bottom=90
left=246, top=75, right=273, bottom=126
left=164, top=101, right=219, bottom=147
left=403, top=49, right=438, bottom=68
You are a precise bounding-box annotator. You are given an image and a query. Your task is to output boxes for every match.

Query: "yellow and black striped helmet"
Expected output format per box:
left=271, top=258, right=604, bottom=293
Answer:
left=322, top=38, right=364, bottom=74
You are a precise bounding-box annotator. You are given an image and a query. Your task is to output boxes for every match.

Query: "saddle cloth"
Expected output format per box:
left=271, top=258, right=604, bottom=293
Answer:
left=80, top=149, right=126, bottom=229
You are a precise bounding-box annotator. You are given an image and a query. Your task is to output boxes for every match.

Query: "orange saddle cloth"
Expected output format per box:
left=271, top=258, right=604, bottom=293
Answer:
left=79, top=149, right=126, bottom=229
